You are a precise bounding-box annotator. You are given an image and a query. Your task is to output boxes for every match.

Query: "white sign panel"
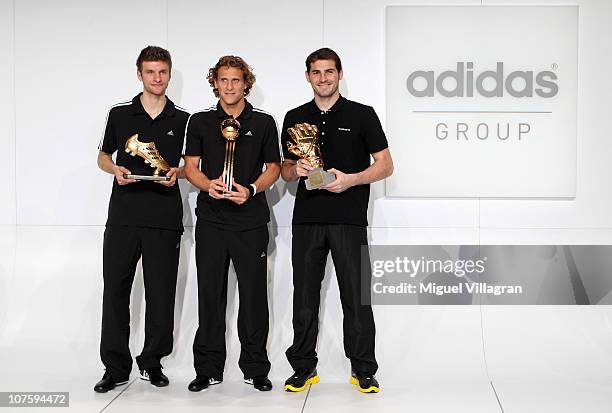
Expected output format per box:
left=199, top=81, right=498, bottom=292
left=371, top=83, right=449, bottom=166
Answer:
left=385, top=6, right=578, bottom=198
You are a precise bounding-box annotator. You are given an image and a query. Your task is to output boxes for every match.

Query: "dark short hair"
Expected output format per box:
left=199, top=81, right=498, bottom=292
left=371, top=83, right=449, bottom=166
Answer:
left=207, top=55, right=256, bottom=97
left=305, top=47, right=342, bottom=72
left=136, top=46, right=172, bottom=72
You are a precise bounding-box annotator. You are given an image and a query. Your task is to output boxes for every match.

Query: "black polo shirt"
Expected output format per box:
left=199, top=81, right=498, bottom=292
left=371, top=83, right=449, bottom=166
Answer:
left=281, top=96, right=388, bottom=227
left=99, top=93, right=189, bottom=232
left=184, top=100, right=281, bottom=231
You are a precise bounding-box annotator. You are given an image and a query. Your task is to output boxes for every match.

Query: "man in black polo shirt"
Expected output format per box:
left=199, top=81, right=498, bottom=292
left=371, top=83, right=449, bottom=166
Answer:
left=183, top=55, right=281, bottom=392
left=94, top=46, right=189, bottom=393
left=281, top=48, right=393, bottom=393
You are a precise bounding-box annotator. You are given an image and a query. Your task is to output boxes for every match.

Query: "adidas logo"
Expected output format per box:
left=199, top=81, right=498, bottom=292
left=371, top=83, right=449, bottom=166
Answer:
left=260, top=251, right=266, bottom=258
left=338, top=127, right=351, bottom=132
left=167, top=130, right=174, bottom=136
left=245, top=131, right=253, bottom=136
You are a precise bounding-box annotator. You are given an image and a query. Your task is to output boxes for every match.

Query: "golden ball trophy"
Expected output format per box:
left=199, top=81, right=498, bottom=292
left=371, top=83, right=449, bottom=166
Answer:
left=221, top=117, right=241, bottom=193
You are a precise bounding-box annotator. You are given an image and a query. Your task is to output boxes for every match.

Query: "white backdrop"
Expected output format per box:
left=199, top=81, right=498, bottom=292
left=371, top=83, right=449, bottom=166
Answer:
left=1, top=0, right=612, bottom=411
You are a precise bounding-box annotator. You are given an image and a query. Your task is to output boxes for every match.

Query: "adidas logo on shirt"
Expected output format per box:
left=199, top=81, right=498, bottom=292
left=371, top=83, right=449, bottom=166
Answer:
left=167, top=130, right=174, bottom=136
left=245, top=131, right=253, bottom=136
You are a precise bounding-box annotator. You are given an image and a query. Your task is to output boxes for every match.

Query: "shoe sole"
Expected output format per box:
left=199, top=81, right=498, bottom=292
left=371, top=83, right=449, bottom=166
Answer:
left=188, top=379, right=222, bottom=392
left=284, top=375, right=320, bottom=392
left=244, top=379, right=272, bottom=391
left=349, top=376, right=379, bottom=393
left=139, top=372, right=168, bottom=387
left=93, top=380, right=128, bottom=393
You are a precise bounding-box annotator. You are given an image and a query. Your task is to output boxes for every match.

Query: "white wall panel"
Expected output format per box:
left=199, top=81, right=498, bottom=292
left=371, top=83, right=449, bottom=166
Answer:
left=0, top=0, right=15, bottom=225
left=370, top=198, right=479, bottom=229
left=479, top=0, right=612, bottom=232
left=1, top=226, right=104, bottom=348
left=15, top=0, right=166, bottom=226
left=480, top=228, right=612, bottom=245
left=370, top=227, right=479, bottom=245
left=0, top=226, right=16, bottom=343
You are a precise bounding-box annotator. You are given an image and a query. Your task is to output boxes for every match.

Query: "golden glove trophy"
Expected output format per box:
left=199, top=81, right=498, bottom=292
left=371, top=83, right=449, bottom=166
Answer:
left=123, top=134, right=171, bottom=181
left=286, top=123, right=335, bottom=190
left=221, top=117, right=241, bottom=193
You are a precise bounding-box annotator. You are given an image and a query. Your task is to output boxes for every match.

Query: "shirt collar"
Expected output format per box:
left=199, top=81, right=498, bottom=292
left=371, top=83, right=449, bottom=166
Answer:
left=131, top=92, right=176, bottom=117
left=215, top=99, right=253, bottom=120
left=308, top=95, right=346, bottom=114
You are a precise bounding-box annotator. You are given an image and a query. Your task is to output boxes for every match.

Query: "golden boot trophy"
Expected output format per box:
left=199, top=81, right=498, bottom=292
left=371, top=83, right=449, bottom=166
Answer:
left=286, top=123, right=335, bottom=190
left=124, top=134, right=171, bottom=180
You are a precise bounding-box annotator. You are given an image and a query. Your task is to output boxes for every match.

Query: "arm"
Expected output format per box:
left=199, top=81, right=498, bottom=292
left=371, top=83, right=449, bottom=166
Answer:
left=97, top=108, right=136, bottom=185
left=281, top=159, right=314, bottom=182
left=253, top=162, right=281, bottom=192
left=224, top=115, right=282, bottom=204
left=226, top=162, right=281, bottom=205
left=184, top=155, right=224, bottom=199
left=322, top=148, right=393, bottom=193
left=97, top=150, right=136, bottom=185
left=155, top=165, right=184, bottom=187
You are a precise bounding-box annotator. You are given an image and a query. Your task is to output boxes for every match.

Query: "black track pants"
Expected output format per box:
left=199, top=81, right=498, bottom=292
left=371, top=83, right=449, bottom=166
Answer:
left=286, top=224, right=378, bottom=375
left=100, top=226, right=181, bottom=382
left=192, top=222, right=271, bottom=379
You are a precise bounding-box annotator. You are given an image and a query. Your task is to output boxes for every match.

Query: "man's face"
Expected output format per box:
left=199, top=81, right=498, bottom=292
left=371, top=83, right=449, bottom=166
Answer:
left=214, top=66, right=246, bottom=106
left=137, top=60, right=171, bottom=97
left=306, top=59, right=342, bottom=98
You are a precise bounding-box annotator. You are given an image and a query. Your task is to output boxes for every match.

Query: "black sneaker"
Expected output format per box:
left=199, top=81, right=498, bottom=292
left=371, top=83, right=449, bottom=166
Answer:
left=284, top=368, right=319, bottom=392
left=139, top=367, right=169, bottom=387
left=350, top=371, right=379, bottom=393
left=244, top=375, right=273, bottom=391
left=187, top=376, right=222, bottom=392
left=93, top=372, right=128, bottom=393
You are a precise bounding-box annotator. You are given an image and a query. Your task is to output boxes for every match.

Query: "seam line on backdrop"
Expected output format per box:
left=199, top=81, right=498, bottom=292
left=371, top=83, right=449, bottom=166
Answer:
left=18, top=224, right=612, bottom=231
left=414, top=110, right=552, bottom=114
left=322, top=0, right=325, bottom=44
left=490, top=380, right=506, bottom=413
left=98, top=378, right=136, bottom=413
left=13, top=0, right=17, bottom=227
left=300, top=383, right=312, bottom=413
left=165, top=0, right=168, bottom=47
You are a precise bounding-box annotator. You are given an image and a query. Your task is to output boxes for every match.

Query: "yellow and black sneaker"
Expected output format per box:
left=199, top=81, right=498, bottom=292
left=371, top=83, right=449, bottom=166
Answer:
left=284, top=368, right=319, bottom=392
left=350, top=371, right=380, bottom=393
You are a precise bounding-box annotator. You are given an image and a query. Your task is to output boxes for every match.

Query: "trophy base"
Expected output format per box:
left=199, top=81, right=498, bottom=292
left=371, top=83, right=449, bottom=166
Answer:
left=123, top=174, right=170, bottom=182
left=305, top=168, right=336, bottom=190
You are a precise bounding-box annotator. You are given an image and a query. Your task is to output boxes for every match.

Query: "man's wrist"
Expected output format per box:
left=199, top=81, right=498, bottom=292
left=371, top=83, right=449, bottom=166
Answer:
left=295, top=160, right=302, bottom=175
left=248, top=183, right=257, bottom=197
